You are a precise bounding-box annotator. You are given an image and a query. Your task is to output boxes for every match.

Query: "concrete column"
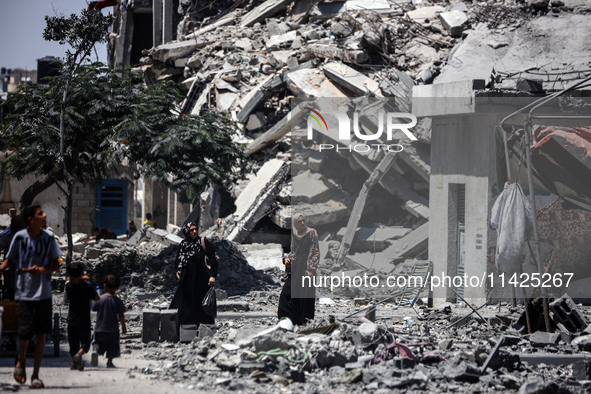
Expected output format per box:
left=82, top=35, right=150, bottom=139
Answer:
left=114, top=10, right=133, bottom=69
left=153, top=0, right=163, bottom=47
left=428, top=114, right=496, bottom=307
left=163, top=0, right=174, bottom=44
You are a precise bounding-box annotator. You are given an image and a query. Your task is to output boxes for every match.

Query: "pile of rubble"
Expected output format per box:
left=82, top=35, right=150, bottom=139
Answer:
left=128, top=298, right=591, bottom=393
left=52, top=229, right=283, bottom=313
left=39, top=229, right=591, bottom=392
left=130, top=0, right=591, bottom=291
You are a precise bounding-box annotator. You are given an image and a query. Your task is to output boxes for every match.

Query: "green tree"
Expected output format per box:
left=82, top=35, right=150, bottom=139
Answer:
left=1, top=11, right=252, bottom=265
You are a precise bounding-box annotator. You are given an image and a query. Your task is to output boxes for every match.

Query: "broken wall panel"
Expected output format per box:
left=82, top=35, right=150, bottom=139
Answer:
left=224, top=159, right=289, bottom=243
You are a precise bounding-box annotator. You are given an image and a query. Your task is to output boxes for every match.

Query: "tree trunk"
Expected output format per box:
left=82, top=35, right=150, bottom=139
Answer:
left=66, top=182, right=74, bottom=267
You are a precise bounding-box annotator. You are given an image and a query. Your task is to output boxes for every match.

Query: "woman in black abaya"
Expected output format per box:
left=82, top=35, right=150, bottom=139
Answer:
left=278, top=213, right=320, bottom=326
left=171, top=222, right=218, bottom=327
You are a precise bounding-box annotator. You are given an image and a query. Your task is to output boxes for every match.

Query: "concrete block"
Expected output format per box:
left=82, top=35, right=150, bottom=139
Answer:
left=160, top=309, right=178, bottom=342
left=266, top=30, right=297, bottom=50
left=549, top=294, right=587, bottom=333
left=142, top=309, right=161, bottom=343
left=179, top=324, right=198, bottom=343
left=529, top=331, right=560, bottom=347
left=439, top=11, right=468, bottom=37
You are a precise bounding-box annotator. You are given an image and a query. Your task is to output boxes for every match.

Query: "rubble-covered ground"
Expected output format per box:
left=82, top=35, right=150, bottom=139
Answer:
left=4, top=0, right=591, bottom=392
left=35, top=233, right=591, bottom=393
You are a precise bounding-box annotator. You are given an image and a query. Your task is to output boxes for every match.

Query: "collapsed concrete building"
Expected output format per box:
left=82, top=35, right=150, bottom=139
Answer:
left=101, top=0, right=591, bottom=308
left=4, top=0, right=591, bottom=392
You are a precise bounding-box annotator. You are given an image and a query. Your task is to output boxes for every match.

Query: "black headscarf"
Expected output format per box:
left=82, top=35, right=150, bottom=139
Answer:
left=177, top=222, right=204, bottom=271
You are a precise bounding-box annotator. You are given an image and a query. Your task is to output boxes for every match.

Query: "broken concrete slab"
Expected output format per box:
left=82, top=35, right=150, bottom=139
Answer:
left=145, top=228, right=183, bottom=247
left=237, top=74, right=279, bottom=123
left=323, top=62, right=384, bottom=97
left=287, top=0, right=317, bottom=23
left=371, top=222, right=429, bottom=267
left=292, top=170, right=339, bottom=203
left=240, top=0, right=293, bottom=27
left=439, top=11, right=468, bottom=37
left=152, top=39, right=214, bottom=62
left=234, top=38, right=253, bottom=51
left=216, top=91, right=239, bottom=111
left=225, top=159, right=289, bottom=243
left=346, top=251, right=395, bottom=272
left=346, top=0, right=391, bottom=11
left=335, top=153, right=397, bottom=264
left=247, top=106, right=305, bottom=155
left=352, top=153, right=430, bottom=220
left=396, top=144, right=431, bottom=182
left=294, top=199, right=350, bottom=228
left=335, top=226, right=412, bottom=247
left=184, top=13, right=236, bottom=40
left=287, top=68, right=347, bottom=99
left=529, top=331, right=560, bottom=347
left=245, top=112, right=267, bottom=131
left=238, top=243, right=284, bottom=271
left=406, top=6, right=446, bottom=23
left=307, top=44, right=369, bottom=64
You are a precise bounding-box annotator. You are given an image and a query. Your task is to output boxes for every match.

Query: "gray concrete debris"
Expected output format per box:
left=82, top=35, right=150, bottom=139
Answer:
left=240, top=0, right=293, bottom=27
left=238, top=243, right=284, bottom=271
left=215, top=158, right=288, bottom=243
left=439, top=11, right=468, bottom=37
left=322, top=62, right=383, bottom=97
left=43, top=3, right=591, bottom=391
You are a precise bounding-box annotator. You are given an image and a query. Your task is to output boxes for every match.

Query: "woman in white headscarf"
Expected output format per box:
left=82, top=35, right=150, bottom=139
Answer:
left=277, top=213, right=320, bottom=325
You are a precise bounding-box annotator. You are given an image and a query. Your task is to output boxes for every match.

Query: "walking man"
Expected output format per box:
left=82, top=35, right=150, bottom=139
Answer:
left=0, top=205, right=62, bottom=388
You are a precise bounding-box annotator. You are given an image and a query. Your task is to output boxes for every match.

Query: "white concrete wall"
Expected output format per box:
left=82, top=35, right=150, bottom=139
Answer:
left=0, top=174, right=66, bottom=235
left=429, top=114, right=498, bottom=307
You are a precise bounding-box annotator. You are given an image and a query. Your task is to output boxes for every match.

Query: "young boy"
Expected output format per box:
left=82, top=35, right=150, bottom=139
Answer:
left=91, top=274, right=127, bottom=368
left=0, top=205, right=62, bottom=388
left=65, top=262, right=99, bottom=371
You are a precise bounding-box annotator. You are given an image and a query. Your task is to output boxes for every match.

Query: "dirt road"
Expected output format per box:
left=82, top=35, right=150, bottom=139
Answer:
left=0, top=344, right=181, bottom=393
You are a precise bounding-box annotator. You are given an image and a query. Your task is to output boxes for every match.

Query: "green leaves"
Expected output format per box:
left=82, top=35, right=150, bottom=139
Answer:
left=1, top=59, right=253, bottom=202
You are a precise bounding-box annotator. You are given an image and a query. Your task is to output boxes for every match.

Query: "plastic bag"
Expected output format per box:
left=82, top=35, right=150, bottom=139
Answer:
left=490, top=182, right=533, bottom=274
left=202, top=286, right=217, bottom=317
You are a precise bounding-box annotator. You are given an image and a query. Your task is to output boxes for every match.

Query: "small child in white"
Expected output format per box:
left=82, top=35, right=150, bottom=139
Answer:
left=90, top=274, right=126, bottom=368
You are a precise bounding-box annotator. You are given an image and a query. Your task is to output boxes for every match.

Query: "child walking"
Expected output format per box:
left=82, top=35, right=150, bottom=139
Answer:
left=91, top=274, right=127, bottom=368
left=65, top=262, right=99, bottom=371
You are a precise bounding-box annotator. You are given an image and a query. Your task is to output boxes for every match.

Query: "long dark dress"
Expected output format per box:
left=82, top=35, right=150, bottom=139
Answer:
left=170, top=236, right=218, bottom=327
left=278, top=231, right=317, bottom=325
